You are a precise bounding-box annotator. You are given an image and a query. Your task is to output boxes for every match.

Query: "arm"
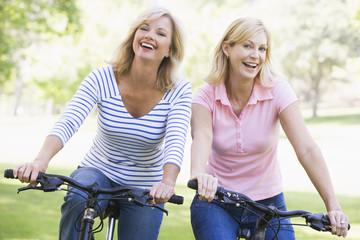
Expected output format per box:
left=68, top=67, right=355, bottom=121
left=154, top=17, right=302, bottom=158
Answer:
left=151, top=80, right=192, bottom=204
left=14, top=135, right=63, bottom=185
left=279, top=101, right=348, bottom=237
left=190, top=103, right=218, bottom=202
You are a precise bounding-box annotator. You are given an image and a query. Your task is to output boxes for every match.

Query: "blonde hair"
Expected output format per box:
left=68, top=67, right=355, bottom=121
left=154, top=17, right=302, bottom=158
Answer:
left=205, top=17, right=280, bottom=87
left=110, top=7, right=185, bottom=91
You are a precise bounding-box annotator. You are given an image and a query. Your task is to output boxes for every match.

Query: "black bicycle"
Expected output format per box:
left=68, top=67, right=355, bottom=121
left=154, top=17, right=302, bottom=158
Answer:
left=187, top=179, right=350, bottom=240
left=3, top=169, right=184, bottom=240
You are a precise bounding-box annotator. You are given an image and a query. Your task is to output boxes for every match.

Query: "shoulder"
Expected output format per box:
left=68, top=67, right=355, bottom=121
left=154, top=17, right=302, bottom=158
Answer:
left=86, top=66, right=114, bottom=81
left=194, top=83, right=217, bottom=100
left=170, top=77, right=192, bottom=96
left=270, top=79, right=295, bottom=97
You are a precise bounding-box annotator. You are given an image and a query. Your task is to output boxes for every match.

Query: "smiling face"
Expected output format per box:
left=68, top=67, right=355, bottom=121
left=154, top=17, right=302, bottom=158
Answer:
left=132, top=15, right=173, bottom=64
left=224, top=31, right=268, bottom=82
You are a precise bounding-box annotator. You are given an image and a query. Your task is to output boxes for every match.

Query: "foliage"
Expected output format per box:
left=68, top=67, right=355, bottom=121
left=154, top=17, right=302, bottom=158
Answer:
left=262, top=0, right=360, bottom=117
left=0, top=0, right=81, bottom=90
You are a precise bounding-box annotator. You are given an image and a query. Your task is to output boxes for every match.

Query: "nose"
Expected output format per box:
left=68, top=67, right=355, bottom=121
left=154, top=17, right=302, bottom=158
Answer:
left=250, top=49, right=259, bottom=58
left=144, top=30, right=155, bottom=41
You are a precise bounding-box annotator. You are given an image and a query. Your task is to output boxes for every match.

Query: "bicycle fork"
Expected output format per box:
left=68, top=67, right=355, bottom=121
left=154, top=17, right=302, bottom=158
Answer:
left=79, top=203, right=96, bottom=240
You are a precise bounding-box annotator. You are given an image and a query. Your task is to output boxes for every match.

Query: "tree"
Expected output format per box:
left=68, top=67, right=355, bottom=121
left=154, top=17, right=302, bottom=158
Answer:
left=266, top=0, right=360, bottom=118
left=0, top=0, right=81, bottom=115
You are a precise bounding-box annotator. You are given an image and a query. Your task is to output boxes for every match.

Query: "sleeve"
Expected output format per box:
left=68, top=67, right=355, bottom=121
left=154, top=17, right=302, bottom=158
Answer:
left=163, top=79, right=192, bottom=169
left=48, top=69, right=99, bottom=147
left=272, top=80, right=298, bottom=114
left=192, top=83, right=215, bottom=112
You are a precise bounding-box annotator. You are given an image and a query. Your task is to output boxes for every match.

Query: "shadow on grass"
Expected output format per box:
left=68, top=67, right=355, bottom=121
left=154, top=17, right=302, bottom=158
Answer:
left=305, top=113, right=360, bottom=125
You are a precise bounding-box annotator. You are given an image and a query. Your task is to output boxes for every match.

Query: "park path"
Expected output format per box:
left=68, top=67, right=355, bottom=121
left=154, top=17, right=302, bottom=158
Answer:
left=1, top=115, right=359, bottom=196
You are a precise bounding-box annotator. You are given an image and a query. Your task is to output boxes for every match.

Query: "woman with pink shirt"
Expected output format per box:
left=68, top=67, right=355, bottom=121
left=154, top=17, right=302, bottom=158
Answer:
left=190, top=17, right=348, bottom=239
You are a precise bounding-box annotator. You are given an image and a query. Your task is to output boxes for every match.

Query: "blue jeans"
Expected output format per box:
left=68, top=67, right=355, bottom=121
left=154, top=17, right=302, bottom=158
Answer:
left=190, top=192, right=295, bottom=240
left=59, top=167, right=164, bottom=240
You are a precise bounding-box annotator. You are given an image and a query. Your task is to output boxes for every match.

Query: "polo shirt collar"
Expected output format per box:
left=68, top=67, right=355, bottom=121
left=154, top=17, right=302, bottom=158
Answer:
left=214, top=81, right=273, bottom=106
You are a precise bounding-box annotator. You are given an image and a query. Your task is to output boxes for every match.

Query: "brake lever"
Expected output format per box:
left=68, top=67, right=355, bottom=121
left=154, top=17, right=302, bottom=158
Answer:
left=305, top=213, right=331, bottom=231
left=17, top=186, right=45, bottom=193
left=128, top=190, right=169, bottom=215
left=17, top=175, right=64, bottom=193
left=216, top=191, right=246, bottom=207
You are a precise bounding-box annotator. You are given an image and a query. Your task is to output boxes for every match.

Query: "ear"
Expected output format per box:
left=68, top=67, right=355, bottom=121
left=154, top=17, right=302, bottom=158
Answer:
left=222, top=42, right=229, bottom=58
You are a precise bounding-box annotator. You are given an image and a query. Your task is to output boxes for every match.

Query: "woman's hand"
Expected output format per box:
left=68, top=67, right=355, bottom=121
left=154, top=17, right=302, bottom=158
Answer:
left=192, top=173, right=218, bottom=202
left=150, top=182, right=175, bottom=204
left=327, top=209, right=349, bottom=238
left=13, top=160, right=47, bottom=186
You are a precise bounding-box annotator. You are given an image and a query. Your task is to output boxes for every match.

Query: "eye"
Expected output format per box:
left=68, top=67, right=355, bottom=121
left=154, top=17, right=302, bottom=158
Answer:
left=259, top=47, right=267, bottom=52
left=139, top=25, right=149, bottom=31
left=243, top=44, right=252, bottom=49
left=157, top=31, right=167, bottom=37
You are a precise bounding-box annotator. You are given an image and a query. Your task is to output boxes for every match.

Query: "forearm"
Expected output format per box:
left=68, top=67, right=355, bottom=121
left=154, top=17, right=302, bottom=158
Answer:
left=162, top=163, right=180, bottom=187
left=34, top=135, right=63, bottom=169
left=190, top=137, right=211, bottom=178
left=298, top=145, right=341, bottom=212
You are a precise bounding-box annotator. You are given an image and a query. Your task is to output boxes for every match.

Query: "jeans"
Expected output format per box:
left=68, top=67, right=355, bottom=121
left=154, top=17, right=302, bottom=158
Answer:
left=190, top=192, right=295, bottom=240
left=59, top=167, right=164, bottom=240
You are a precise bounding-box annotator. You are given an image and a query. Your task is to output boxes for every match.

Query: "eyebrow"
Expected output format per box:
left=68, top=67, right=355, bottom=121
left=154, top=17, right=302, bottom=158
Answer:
left=247, top=39, right=267, bottom=46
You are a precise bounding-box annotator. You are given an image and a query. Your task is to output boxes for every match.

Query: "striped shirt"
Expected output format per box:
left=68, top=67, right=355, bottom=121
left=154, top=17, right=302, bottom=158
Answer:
left=49, top=65, right=192, bottom=188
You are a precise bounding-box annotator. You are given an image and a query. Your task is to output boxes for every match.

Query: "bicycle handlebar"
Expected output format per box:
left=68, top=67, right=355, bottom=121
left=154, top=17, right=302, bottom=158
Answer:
left=4, top=169, right=183, bottom=205
left=187, top=179, right=350, bottom=232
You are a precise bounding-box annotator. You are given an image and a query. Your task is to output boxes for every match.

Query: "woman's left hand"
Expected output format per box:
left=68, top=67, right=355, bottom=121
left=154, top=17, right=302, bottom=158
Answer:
left=149, top=182, right=175, bottom=204
left=327, top=209, right=349, bottom=237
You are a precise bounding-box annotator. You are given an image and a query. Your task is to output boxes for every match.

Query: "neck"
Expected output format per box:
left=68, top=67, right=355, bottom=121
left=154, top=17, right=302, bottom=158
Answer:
left=129, top=57, right=160, bottom=88
left=226, top=77, right=254, bottom=102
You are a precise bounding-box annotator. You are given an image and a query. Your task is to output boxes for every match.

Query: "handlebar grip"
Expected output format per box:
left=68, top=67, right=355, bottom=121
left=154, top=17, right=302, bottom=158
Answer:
left=322, top=215, right=351, bottom=230
left=187, top=179, right=198, bottom=190
left=4, top=169, right=16, bottom=179
left=169, top=195, right=184, bottom=205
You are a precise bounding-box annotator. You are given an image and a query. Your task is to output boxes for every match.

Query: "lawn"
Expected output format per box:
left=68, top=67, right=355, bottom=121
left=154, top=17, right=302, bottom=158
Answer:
left=1, top=164, right=359, bottom=240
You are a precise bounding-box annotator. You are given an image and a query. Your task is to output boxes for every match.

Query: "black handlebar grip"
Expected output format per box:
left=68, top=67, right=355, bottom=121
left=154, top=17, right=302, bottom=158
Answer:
left=187, top=179, right=198, bottom=190
left=169, top=195, right=184, bottom=205
left=323, top=215, right=351, bottom=230
left=4, top=169, right=15, bottom=179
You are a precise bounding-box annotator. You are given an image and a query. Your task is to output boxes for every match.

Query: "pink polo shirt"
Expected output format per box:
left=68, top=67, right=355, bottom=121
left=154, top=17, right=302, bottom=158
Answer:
left=192, top=80, right=297, bottom=201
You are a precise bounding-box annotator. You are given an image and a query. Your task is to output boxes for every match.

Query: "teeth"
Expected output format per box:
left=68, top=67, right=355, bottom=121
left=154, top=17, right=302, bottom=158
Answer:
left=141, top=43, right=155, bottom=50
left=246, top=63, right=257, bottom=67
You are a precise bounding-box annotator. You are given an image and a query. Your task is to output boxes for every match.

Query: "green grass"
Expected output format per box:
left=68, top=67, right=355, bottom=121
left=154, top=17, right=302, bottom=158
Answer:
left=1, top=165, right=359, bottom=240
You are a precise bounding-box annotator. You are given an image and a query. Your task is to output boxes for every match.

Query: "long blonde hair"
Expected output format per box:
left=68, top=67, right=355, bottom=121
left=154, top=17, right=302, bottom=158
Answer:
left=110, top=7, right=185, bottom=91
left=205, top=17, right=280, bottom=87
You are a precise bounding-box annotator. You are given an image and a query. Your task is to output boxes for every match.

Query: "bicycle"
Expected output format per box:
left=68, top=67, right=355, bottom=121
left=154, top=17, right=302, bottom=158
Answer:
left=187, top=179, right=350, bottom=240
left=3, top=169, right=184, bottom=240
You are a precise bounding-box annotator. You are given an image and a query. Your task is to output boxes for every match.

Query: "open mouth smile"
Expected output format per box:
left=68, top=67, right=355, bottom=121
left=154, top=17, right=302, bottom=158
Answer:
left=243, top=62, right=257, bottom=69
left=141, top=42, right=156, bottom=50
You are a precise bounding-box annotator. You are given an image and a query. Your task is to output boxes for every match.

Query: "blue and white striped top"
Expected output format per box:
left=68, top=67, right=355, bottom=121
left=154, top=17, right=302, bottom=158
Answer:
left=49, top=65, right=192, bottom=188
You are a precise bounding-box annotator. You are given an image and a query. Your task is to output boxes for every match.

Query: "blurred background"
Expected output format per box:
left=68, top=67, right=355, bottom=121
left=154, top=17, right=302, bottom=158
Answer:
left=1, top=0, right=359, bottom=117
left=1, top=0, right=360, bottom=239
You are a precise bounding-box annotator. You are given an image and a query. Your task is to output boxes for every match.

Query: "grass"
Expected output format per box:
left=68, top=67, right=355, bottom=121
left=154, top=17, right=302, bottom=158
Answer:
left=1, top=164, right=359, bottom=240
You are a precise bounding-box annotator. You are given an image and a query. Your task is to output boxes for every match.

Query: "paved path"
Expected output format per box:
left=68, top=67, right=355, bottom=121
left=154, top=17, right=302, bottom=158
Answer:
left=1, top=115, right=359, bottom=196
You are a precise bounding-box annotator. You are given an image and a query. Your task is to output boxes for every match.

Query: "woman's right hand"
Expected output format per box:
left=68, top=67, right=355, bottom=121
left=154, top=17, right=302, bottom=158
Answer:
left=13, top=160, right=47, bottom=186
left=192, top=173, right=218, bottom=202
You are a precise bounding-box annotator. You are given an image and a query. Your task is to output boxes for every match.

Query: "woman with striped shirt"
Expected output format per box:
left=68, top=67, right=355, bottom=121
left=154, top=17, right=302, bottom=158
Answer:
left=13, top=7, right=191, bottom=240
